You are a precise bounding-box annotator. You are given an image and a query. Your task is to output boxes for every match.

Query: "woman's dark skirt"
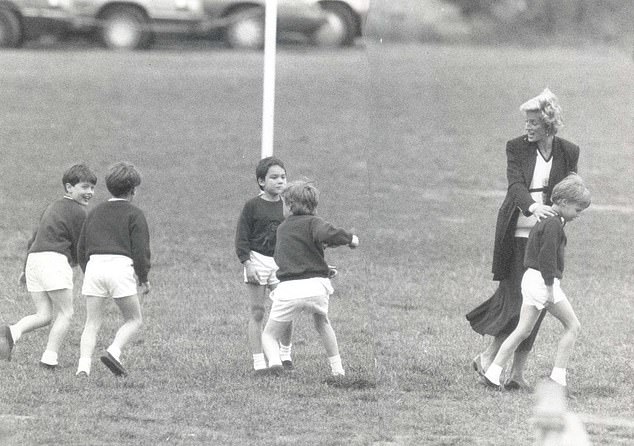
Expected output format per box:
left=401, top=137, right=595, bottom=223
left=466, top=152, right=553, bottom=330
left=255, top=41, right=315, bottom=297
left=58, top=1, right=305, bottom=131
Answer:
left=466, top=237, right=545, bottom=352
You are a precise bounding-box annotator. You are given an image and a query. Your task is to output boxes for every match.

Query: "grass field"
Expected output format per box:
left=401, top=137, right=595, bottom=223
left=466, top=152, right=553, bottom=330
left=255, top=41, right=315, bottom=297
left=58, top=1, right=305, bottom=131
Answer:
left=0, top=40, right=632, bottom=445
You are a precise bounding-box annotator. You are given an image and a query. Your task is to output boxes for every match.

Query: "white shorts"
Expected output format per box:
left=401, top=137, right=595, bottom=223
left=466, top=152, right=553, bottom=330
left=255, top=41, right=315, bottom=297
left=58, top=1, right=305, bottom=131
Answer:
left=81, top=255, right=138, bottom=298
left=243, top=251, right=279, bottom=286
left=268, top=278, right=334, bottom=322
left=25, top=252, right=73, bottom=292
left=521, top=268, right=567, bottom=310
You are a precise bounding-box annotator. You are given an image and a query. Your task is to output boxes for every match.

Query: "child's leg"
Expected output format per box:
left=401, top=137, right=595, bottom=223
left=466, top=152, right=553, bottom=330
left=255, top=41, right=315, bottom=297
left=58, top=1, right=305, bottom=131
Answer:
left=246, top=284, right=268, bottom=370
left=78, top=296, right=107, bottom=374
left=41, top=289, right=74, bottom=366
left=10, top=291, right=54, bottom=342
left=485, top=304, right=542, bottom=385
left=269, top=284, right=293, bottom=366
left=313, top=313, right=344, bottom=376
left=109, top=294, right=143, bottom=361
left=547, top=299, right=580, bottom=386
left=262, top=319, right=290, bottom=368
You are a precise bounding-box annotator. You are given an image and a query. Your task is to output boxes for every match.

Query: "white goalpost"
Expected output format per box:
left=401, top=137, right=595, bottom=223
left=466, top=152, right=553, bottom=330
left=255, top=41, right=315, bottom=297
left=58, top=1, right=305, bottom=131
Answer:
left=260, top=0, right=278, bottom=159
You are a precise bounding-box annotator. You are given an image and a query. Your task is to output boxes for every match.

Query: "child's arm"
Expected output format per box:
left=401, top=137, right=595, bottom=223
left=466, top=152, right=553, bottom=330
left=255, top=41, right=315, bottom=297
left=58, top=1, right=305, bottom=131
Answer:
left=235, top=202, right=261, bottom=284
left=537, top=219, right=562, bottom=287
left=313, top=218, right=358, bottom=249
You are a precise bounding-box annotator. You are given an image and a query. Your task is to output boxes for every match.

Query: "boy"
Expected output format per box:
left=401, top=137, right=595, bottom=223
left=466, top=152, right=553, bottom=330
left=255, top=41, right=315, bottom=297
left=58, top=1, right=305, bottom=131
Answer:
left=235, top=157, right=293, bottom=373
left=261, top=180, right=359, bottom=376
left=483, top=174, right=590, bottom=390
left=75, top=162, right=151, bottom=377
left=0, top=164, right=97, bottom=367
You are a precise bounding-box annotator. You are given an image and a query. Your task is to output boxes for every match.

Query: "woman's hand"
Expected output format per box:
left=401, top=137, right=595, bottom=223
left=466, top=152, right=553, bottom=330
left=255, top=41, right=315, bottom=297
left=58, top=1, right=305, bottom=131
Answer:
left=531, top=204, right=556, bottom=221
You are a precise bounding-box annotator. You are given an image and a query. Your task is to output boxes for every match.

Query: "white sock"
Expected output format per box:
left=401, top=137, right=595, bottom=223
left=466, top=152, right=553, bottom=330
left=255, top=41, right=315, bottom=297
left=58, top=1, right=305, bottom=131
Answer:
left=76, top=357, right=91, bottom=375
left=280, top=344, right=292, bottom=362
left=551, top=367, right=567, bottom=386
left=485, top=364, right=503, bottom=386
left=40, top=350, right=58, bottom=366
left=106, top=345, right=121, bottom=362
left=328, top=354, right=345, bottom=376
left=9, top=325, right=21, bottom=343
left=253, top=353, right=267, bottom=371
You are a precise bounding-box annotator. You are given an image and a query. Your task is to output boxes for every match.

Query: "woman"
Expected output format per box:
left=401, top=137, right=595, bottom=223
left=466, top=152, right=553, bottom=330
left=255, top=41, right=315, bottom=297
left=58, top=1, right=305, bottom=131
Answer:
left=466, top=88, right=579, bottom=390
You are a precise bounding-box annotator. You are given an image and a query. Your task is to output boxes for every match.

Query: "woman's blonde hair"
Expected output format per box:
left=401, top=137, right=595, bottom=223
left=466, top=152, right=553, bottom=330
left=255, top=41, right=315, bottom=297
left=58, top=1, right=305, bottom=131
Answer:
left=520, top=88, right=564, bottom=135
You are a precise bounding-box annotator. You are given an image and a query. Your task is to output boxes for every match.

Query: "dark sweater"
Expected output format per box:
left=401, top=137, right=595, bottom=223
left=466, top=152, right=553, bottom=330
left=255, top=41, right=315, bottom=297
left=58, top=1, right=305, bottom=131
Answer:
left=27, top=197, right=87, bottom=266
left=523, top=215, right=566, bottom=286
left=77, top=200, right=151, bottom=283
left=274, top=214, right=353, bottom=282
left=235, top=196, right=284, bottom=263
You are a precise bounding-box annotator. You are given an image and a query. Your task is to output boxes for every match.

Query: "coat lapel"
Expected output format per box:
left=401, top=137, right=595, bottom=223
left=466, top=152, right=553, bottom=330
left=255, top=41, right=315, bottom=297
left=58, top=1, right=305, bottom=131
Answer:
left=521, top=137, right=536, bottom=188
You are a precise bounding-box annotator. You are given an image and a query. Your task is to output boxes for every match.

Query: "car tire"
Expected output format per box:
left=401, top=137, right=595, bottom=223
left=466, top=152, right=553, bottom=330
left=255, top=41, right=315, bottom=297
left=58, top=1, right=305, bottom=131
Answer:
left=0, top=7, right=23, bottom=48
left=224, top=6, right=264, bottom=50
left=99, top=6, right=153, bottom=50
left=311, top=2, right=356, bottom=47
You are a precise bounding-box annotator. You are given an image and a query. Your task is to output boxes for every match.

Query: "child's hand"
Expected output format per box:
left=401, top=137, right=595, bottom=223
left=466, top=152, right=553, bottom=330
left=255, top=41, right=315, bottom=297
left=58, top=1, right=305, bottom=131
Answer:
left=349, top=235, right=359, bottom=249
left=139, top=282, right=151, bottom=295
left=546, top=285, right=554, bottom=305
left=18, top=272, right=26, bottom=286
left=245, top=262, right=261, bottom=284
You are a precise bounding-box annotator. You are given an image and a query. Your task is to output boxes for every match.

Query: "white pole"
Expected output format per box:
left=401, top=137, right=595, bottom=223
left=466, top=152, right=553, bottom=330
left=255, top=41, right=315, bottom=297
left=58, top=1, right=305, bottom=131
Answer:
left=261, top=0, right=278, bottom=159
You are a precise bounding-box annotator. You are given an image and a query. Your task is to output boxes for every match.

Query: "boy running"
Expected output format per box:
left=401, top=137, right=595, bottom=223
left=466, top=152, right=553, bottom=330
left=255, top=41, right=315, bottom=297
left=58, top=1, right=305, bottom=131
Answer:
left=484, top=174, right=590, bottom=390
left=0, top=164, right=96, bottom=367
left=75, top=162, right=151, bottom=377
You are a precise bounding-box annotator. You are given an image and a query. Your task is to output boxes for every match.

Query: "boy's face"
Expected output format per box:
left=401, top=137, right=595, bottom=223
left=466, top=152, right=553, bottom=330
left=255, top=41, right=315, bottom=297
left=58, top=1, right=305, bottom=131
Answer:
left=66, top=181, right=95, bottom=206
left=258, top=165, right=286, bottom=198
left=558, top=200, right=585, bottom=222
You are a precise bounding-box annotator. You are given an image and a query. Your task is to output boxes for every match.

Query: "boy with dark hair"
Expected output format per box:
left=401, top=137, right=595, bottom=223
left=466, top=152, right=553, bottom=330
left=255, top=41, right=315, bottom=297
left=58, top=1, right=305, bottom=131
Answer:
left=235, top=156, right=294, bottom=373
left=0, top=164, right=97, bottom=367
left=75, top=162, right=151, bottom=377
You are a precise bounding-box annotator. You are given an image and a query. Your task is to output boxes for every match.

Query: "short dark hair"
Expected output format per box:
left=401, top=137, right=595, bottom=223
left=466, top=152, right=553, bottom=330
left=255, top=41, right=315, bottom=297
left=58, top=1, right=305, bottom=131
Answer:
left=62, top=164, right=97, bottom=188
left=106, top=162, right=142, bottom=198
left=256, top=157, right=285, bottom=191
left=282, top=180, right=318, bottom=215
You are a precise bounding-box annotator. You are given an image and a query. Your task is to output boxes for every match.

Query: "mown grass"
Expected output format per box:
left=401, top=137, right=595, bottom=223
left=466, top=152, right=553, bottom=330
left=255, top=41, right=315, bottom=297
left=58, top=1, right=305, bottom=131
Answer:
left=1, top=41, right=633, bottom=445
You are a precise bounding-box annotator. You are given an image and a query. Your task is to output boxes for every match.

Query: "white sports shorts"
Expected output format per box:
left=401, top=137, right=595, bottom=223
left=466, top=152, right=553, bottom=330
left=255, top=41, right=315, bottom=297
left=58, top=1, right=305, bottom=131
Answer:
left=81, top=255, right=138, bottom=298
left=268, top=277, right=334, bottom=322
left=25, top=252, right=73, bottom=292
left=521, top=268, right=567, bottom=310
left=243, top=251, right=279, bottom=286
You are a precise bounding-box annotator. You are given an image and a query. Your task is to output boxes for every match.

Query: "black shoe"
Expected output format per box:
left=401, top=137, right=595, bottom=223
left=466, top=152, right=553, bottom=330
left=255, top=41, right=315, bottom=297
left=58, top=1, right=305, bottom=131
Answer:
left=282, top=360, right=294, bottom=370
left=0, top=325, right=14, bottom=361
left=471, top=355, right=485, bottom=377
left=504, top=378, right=534, bottom=393
left=76, top=371, right=89, bottom=378
left=268, top=365, right=284, bottom=376
left=100, top=352, right=127, bottom=376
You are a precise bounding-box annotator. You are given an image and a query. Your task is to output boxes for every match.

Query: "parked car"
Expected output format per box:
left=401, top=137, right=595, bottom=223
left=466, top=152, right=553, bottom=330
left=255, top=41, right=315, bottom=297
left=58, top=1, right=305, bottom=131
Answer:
left=206, top=0, right=369, bottom=49
left=0, top=0, right=73, bottom=47
left=0, top=0, right=368, bottom=50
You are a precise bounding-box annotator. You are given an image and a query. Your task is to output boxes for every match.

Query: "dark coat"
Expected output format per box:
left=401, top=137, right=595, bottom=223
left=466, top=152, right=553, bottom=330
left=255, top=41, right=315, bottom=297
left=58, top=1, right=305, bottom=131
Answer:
left=491, top=135, right=579, bottom=281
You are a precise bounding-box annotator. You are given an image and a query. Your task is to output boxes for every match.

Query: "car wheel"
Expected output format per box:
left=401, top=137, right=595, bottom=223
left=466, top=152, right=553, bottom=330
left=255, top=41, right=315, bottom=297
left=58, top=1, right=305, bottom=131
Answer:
left=312, top=2, right=356, bottom=47
left=99, top=6, right=153, bottom=50
left=224, top=6, right=264, bottom=50
left=0, top=7, right=22, bottom=48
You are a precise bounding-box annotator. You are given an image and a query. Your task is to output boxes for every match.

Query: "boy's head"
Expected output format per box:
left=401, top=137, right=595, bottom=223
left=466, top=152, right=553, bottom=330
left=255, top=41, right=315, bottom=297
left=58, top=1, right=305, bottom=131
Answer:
left=282, top=180, right=318, bottom=216
left=106, top=162, right=142, bottom=198
left=256, top=157, right=286, bottom=191
left=551, top=174, right=591, bottom=221
left=63, top=164, right=97, bottom=189
left=63, top=164, right=97, bottom=206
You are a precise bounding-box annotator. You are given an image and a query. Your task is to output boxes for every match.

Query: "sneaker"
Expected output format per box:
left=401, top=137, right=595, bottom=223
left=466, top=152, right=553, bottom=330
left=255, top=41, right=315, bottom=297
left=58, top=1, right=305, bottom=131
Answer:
left=100, top=352, right=127, bottom=377
left=0, top=325, right=14, bottom=361
left=481, top=375, right=502, bottom=391
left=267, top=365, right=284, bottom=376
left=504, top=378, right=534, bottom=393
left=471, top=354, right=485, bottom=378
left=282, top=360, right=294, bottom=370
left=76, top=371, right=89, bottom=378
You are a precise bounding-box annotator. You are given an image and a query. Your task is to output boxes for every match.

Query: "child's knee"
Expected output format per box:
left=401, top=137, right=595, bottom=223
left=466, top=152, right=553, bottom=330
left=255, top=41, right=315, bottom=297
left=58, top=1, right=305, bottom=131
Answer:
left=251, top=306, right=265, bottom=322
left=312, top=314, right=329, bottom=332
